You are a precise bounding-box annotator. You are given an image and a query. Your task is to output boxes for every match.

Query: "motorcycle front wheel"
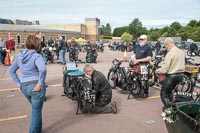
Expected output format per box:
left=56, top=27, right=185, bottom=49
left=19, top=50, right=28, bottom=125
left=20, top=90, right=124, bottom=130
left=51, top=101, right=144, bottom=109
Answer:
left=107, top=69, right=117, bottom=89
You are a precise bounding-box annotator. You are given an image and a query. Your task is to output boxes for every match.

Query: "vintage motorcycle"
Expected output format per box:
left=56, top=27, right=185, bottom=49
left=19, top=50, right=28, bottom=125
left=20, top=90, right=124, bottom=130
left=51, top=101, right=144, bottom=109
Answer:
left=69, top=47, right=79, bottom=62
left=127, top=62, right=150, bottom=99
left=43, top=47, right=54, bottom=64
left=107, top=59, right=127, bottom=89
left=85, top=45, right=98, bottom=63
left=62, top=62, right=95, bottom=114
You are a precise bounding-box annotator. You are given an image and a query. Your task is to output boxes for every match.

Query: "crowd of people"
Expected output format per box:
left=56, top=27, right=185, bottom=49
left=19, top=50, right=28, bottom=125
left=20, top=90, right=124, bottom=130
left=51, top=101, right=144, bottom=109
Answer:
left=6, top=31, right=197, bottom=132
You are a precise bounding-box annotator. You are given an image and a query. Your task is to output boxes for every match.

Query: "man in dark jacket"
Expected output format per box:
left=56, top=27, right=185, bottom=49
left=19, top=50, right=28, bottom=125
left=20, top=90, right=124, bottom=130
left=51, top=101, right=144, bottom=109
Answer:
left=82, top=64, right=117, bottom=114
left=58, top=36, right=68, bottom=64
left=155, top=40, right=161, bottom=55
left=190, top=42, right=198, bottom=54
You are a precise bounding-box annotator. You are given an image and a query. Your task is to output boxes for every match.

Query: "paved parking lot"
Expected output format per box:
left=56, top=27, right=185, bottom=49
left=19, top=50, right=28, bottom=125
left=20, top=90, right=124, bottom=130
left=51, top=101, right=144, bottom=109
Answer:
left=0, top=46, right=180, bottom=133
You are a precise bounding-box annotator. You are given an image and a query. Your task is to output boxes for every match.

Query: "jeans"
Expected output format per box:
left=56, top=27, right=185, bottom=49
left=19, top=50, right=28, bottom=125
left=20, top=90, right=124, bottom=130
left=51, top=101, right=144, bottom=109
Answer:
left=59, top=50, right=66, bottom=64
left=21, top=83, right=46, bottom=133
left=42, top=53, right=47, bottom=64
left=0, top=48, right=6, bottom=64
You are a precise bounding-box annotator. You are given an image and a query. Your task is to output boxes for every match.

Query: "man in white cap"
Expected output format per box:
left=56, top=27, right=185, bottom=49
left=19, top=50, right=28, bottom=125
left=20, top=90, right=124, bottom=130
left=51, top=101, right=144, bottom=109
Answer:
left=132, top=34, right=153, bottom=98
left=156, top=37, right=185, bottom=107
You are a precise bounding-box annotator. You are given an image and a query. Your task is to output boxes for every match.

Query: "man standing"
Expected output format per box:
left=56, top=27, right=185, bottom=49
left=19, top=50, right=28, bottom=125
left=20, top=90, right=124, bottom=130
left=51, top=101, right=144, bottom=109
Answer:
left=58, top=36, right=67, bottom=64
left=190, top=41, right=198, bottom=55
left=35, top=31, right=47, bottom=64
left=132, top=34, right=153, bottom=98
left=156, top=37, right=185, bottom=107
left=155, top=40, right=161, bottom=55
left=0, top=37, right=6, bottom=64
left=5, top=37, right=15, bottom=64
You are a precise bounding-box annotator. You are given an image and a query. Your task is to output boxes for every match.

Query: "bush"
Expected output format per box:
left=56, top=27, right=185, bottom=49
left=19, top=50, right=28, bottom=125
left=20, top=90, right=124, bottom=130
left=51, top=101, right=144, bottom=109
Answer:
left=103, top=36, right=112, bottom=39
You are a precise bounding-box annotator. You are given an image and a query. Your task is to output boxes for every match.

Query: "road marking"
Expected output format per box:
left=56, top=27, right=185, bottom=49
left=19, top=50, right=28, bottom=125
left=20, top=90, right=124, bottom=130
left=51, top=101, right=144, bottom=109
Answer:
left=147, top=95, right=160, bottom=99
left=0, top=74, right=62, bottom=81
left=0, top=77, right=11, bottom=81
left=48, top=84, right=62, bottom=87
left=0, top=115, right=27, bottom=122
left=0, top=84, right=62, bottom=92
left=0, top=88, right=18, bottom=92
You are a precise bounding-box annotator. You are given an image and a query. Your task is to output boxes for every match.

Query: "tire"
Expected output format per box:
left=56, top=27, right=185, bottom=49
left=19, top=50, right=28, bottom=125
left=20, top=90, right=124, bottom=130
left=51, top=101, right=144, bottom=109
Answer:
left=174, top=75, right=193, bottom=93
left=117, top=68, right=127, bottom=89
left=86, top=55, right=92, bottom=63
left=130, top=81, right=144, bottom=98
left=107, top=69, right=117, bottom=89
left=127, top=71, right=144, bottom=98
left=187, top=50, right=192, bottom=56
left=161, top=74, right=193, bottom=106
left=50, top=54, right=54, bottom=63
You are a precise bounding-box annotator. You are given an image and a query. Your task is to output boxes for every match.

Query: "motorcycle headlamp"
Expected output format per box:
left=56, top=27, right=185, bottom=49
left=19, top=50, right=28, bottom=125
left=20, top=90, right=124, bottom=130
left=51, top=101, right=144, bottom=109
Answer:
left=197, top=73, right=200, bottom=82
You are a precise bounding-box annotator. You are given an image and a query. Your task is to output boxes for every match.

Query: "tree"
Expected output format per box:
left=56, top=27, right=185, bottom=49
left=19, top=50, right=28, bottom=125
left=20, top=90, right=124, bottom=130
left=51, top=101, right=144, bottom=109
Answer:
left=170, top=22, right=182, bottom=31
left=121, top=32, right=133, bottom=42
left=128, top=18, right=144, bottom=40
left=167, top=27, right=177, bottom=37
left=149, top=31, right=160, bottom=41
left=103, top=23, right=112, bottom=36
left=188, top=20, right=199, bottom=27
left=113, top=26, right=129, bottom=37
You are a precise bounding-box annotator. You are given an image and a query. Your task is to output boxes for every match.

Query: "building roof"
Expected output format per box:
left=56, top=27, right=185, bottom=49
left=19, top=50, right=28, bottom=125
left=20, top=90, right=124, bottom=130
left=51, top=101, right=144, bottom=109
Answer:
left=0, top=18, right=14, bottom=24
left=0, top=24, right=81, bottom=34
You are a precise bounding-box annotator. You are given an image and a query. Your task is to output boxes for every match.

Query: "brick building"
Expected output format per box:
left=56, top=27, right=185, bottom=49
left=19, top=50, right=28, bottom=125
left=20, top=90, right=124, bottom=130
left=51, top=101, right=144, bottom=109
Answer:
left=0, top=18, right=103, bottom=45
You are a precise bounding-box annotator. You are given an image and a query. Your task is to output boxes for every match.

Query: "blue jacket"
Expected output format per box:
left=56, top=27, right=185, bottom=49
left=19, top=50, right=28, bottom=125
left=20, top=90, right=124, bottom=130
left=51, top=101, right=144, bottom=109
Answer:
left=9, top=50, right=47, bottom=87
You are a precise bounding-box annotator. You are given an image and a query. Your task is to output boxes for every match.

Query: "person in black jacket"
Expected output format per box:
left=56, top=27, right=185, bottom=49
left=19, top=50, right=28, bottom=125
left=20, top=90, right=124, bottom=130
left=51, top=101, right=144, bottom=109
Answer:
left=155, top=40, right=161, bottom=55
left=58, top=36, right=68, bottom=64
left=82, top=64, right=117, bottom=114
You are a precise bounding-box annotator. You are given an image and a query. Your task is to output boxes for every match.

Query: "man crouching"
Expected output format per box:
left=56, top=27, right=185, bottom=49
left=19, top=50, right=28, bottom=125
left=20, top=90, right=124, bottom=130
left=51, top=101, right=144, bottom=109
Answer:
left=81, top=64, right=117, bottom=114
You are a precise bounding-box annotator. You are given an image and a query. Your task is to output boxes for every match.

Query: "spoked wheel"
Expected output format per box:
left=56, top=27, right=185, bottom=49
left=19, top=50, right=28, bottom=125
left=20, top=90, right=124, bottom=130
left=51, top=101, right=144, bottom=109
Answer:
left=107, top=70, right=117, bottom=89
left=174, top=75, right=193, bottom=93
left=162, top=75, right=193, bottom=106
left=129, top=81, right=144, bottom=98
left=117, top=68, right=126, bottom=89
left=187, top=50, right=192, bottom=56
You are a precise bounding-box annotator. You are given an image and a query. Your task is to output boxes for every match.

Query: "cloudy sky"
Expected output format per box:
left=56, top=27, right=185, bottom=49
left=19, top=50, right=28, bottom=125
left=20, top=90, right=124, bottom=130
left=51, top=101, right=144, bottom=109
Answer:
left=0, top=0, right=200, bottom=29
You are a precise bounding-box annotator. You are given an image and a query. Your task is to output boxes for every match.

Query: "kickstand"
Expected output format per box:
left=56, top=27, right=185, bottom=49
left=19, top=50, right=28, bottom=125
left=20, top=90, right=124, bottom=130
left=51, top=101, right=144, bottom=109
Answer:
left=76, top=98, right=80, bottom=115
left=127, top=89, right=134, bottom=100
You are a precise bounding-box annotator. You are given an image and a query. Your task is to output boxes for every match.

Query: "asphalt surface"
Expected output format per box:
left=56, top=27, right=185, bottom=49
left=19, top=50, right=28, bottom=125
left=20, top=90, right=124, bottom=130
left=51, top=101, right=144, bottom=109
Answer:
left=0, top=46, right=183, bottom=133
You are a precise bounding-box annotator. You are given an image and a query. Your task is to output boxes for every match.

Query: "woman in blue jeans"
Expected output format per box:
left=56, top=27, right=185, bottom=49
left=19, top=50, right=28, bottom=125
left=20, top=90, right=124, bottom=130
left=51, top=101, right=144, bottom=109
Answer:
left=9, top=35, right=47, bottom=133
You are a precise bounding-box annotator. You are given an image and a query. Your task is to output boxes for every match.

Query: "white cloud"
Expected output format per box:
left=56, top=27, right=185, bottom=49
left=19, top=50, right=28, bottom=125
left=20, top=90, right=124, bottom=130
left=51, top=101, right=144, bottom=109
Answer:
left=0, top=0, right=199, bottom=29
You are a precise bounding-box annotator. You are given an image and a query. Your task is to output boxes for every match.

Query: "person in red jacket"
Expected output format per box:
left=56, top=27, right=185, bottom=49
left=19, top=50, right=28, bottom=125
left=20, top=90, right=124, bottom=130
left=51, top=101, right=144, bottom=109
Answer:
left=5, top=37, right=15, bottom=63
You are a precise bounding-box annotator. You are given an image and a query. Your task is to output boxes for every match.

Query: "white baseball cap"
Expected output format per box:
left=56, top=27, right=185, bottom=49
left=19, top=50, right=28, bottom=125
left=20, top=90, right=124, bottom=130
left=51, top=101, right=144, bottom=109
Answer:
left=139, top=35, right=147, bottom=39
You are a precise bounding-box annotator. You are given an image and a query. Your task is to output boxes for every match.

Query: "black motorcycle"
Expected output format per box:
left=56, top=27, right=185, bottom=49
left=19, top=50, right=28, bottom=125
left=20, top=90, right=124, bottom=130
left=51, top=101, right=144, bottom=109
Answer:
left=149, top=55, right=163, bottom=87
left=62, top=62, right=95, bottom=114
left=69, top=47, right=79, bottom=62
left=107, top=59, right=127, bottom=89
left=85, top=46, right=98, bottom=63
left=98, top=44, right=104, bottom=53
left=43, top=47, right=54, bottom=64
left=127, top=62, right=150, bottom=99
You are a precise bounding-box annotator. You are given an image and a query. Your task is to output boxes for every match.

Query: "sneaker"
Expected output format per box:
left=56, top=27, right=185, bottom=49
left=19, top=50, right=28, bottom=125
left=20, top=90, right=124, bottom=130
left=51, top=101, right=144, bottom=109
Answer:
left=111, top=101, right=117, bottom=114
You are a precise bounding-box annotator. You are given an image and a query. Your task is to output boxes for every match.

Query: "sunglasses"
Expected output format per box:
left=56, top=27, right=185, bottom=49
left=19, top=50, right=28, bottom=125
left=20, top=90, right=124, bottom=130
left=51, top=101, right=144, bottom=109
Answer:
left=139, top=39, right=144, bottom=41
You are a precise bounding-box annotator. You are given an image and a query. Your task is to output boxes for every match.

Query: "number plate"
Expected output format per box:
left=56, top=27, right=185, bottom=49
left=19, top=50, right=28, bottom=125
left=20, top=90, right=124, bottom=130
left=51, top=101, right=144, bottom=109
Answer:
left=140, top=65, right=148, bottom=74
left=84, top=91, right=95, bottom=100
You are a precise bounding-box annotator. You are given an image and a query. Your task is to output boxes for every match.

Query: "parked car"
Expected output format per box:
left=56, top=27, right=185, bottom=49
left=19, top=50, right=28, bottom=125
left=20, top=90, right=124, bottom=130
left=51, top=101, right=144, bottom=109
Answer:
left=175, top=42, right=184, bottom=49
left=181, top=41, right=192, bottom=50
